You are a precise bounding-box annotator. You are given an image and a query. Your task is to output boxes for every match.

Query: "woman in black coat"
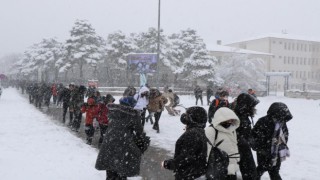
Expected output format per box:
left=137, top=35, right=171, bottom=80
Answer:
left=95, top=96, right=143, bottom=180
left=234, top=93, right=260, bottom=180
left=162, top=106, right=208, bottom=180
left=251, top=102, right=292, bottom=180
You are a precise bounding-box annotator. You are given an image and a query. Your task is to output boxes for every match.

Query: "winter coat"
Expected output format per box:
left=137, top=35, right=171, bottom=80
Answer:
left=95, top=103, right=143, bottom=177
left=51, top=84, right=58, bottom=96
left=70, top=87, right=84, bottom=111
left=251, top=103, right=291, bottom=152
left=134, top=86, right=149, bottom=110
left=205, top=107, right=240, bottom=175
left=97, top=103, right=109, bottom=125
left=163, top=91, right=175, bottom=107
left=81, top=98, right=98, bottom=125
left=164, top=125, right=207, bottom=179
left=194, top=87, right=203, bottom=97
left=208, top=98, right=229, bottom=123
left=59, top=87, right=71, bottom=104
left=147, top=93, right=168, bottom=113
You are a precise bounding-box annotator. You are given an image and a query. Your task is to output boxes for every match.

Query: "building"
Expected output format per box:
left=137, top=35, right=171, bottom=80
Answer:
left=226, top=33, right=320, bottom=91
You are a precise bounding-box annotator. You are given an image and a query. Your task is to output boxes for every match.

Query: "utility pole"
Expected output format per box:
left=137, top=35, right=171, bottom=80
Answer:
left=156, top=0, right=161, bottom=89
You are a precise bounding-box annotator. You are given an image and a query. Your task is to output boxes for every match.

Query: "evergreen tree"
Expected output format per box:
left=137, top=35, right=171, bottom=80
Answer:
left=64, top=19, right=104, bottom=79
left=105, top=30, right=136, bottom=69
left=217, top=54, right=265, bottom=90
left=183, top=48, right=219, bottom=84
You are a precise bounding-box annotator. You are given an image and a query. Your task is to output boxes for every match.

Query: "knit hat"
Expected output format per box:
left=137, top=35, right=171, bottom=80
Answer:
left=105, top=94, right=115, bottom=103
left=180, top=106, right=207, bottom=127
left=119, top=96, right=137, bottom=107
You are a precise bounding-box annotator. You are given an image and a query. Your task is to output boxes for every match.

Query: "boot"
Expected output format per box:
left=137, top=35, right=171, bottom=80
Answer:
left=86, top=137, right=93, bottom=145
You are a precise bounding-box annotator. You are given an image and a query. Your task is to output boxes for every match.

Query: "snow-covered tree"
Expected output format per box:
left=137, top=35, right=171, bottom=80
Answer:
left=170, top=28, right=206, bottom=59
left=217, top=54, right=265, bottom=91
left=165, top=29, right=208, bottom=83
left=105, top=31, right=136, bottom=69
left=183, top=48, right=219, bottom=84
left=64, top=19, right=105, bottom=79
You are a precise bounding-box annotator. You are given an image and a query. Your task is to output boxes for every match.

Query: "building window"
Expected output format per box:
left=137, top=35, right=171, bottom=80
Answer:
left=308, top=58, right=311, bottom=65
left=279, top=56, right=282, bottom=59
left=284, top=42, right=287, bottom=49
left=273, top=41, right=276, bottom=44
left=292, top=43, right=295, bottom=50
left=288, top=43, right=291, bottom=50
left=297, top=44, right=299, bottom=51
left=305, top=44, right=307, bottom=51
left=309, top=44, right=312, bottom=52
left=284, top=57, right=287, bottom=64
left=308, top=72, right=310, bottom=78
left=304, top=58, right=306, bottom=65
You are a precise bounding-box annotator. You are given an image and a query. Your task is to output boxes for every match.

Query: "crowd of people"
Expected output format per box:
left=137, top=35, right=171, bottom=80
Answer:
left=4, top=80, right=292, bottom=180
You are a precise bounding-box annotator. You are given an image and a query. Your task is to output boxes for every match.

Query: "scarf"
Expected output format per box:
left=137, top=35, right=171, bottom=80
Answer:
left=271, top=121, right=290, bottom=166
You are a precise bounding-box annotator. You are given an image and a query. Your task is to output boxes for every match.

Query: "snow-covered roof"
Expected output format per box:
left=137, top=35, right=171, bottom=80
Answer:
left=265, top=72, right=291, bottom=76
left=228, top=33, right=320, bottom=44
left=207, top=44, right=273, bottom=56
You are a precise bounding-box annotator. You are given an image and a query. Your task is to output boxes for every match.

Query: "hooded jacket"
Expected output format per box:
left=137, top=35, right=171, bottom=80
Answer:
left=251, top=102, right=292, bottom=151
left=134, top=86, right=149, bottom=110
left=205, top=107, right=240, bottom=175
left=95, top=103, right=143, bottom=177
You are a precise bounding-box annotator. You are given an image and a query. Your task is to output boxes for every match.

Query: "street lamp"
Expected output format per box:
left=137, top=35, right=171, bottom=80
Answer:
left=156, top=0, right=161, bottom=89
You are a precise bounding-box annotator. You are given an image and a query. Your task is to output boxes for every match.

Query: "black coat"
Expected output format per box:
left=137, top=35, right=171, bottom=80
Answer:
left=164, top=125, right=207, bottom=179
left=59, top=88, right=71, bottom=104
left=95, top=104, right=143, bottom=177
left=251, top=102, right=291, bottom=152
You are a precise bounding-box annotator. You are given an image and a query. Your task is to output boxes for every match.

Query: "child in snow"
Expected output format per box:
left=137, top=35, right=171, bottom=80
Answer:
left=96, top=94, right=115, bottom=146
left=81, top=97, right=98, bottom=145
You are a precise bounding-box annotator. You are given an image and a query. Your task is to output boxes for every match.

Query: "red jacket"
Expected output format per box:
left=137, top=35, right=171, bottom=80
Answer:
left=52, top=84, right=58, bottom=96
left=81, top=98, right=98, bottom=125
left=97, top=103, right=109, bottom=125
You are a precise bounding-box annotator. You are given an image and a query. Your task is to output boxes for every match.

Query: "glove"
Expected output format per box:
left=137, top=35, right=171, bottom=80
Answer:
left=162, top=159, right=175, bottom=170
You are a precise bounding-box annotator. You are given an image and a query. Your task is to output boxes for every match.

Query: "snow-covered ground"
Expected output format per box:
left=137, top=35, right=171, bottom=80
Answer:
left=1, top=88, right=320, bottom=179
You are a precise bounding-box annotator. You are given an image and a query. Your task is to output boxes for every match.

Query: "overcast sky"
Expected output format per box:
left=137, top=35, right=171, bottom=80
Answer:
left=1, top=0, right=320, bottom=58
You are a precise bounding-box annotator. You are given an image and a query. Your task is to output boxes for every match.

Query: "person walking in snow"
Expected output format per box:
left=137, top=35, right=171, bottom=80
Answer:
left=147, top=88, right=167, bottom=133
left=205, top=107, right=241, bottom=180
left=163, top=89, right=176, bottom=116
left=59, top=83, right=72, bottom=124
left=81, top=97, right=98, bottom=145
left=134, top=86, right=149, bottom=127
left=194, top=85, right=203, bottom=105
left=95, top=95, right=144, bottom=180
left=51, top=83, right=58, bottom=106
left=162, top=106, right=208, bottom=179
left=206, top=85, right=214, bottom=106
left=251, top=102, right=292, bottom=180
left=69, top=85, right=86, bottom=132
left=208, top=90, right=230, bottom=124
left=96, top=94, right=115, bottom=146
left=233, top=93, right=260, bottom=180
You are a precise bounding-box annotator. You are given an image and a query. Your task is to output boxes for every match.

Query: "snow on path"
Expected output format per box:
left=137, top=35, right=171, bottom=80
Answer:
left=0, top=88, right=105, bottom=180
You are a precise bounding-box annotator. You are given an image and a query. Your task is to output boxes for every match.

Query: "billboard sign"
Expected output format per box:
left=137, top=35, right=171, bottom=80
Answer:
left=128, top=53, right=157, bottom=74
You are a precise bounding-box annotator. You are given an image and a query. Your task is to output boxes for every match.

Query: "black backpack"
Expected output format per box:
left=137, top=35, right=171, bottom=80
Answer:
left=206, top=127, right=229, bottom=180
left=173, top=93, right=180, bottom=104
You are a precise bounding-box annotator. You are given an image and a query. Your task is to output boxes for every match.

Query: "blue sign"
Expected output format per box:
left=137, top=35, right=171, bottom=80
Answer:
left=128, top=53, right=157, bottom=74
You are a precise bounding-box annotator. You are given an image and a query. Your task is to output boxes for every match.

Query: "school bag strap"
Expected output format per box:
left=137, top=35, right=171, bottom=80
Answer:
left=207, top=124, right=224, bottom=147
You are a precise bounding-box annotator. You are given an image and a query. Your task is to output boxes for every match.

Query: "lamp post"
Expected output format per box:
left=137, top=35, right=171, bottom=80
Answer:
left=156, top=0, right=161, bottom=89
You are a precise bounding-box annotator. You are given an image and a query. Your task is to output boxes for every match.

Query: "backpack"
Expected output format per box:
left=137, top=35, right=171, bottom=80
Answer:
left=206, top=127, right=229, bottom=180
left=173, top=93, right=180, bottom=104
